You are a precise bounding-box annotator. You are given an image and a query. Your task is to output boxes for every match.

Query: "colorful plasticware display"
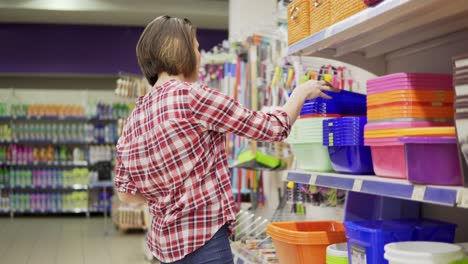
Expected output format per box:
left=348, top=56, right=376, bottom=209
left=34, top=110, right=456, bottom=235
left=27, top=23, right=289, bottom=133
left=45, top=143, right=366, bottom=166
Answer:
left=345, top=218, right=457, bottom=264
left=288, top=117, right=333, bottom=172
left=364, top=73, right=461, bottom=185
left=301, top=90, right=366, bottom=116
left=364, top=127, right=462, bottom=185
left=267, top=221, right=347, bottom=264
left=323, top=117, right=373, bottom=174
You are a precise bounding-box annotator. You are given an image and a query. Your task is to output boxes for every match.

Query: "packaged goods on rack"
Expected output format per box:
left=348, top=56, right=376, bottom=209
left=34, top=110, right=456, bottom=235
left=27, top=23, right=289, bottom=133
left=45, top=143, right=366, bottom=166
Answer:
left=89, top=145, right=114, bottom=165
left=323, top=117, right=373, bottom=174
left=5, top=144, right=87, bottom=165
left=9, top=191, right=87, bottom=212
left=0, top=103, right=9, bottom=117
left=89, top=189, right=111, bottom=212
left=111, top=196, right=147, bottom=232
left=0, top=124, right=11, bottom=142
left=10, top=104, right=85, bottom=118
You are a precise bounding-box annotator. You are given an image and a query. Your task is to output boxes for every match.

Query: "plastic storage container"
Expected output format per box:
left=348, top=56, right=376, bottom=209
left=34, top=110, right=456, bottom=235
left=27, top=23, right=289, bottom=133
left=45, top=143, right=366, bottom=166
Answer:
left=327, top=243, right=349, bottom=264
left=327, top=146, right=373, bottom=174
left=384, top=242, right=463, bottom=264
left=365, top=136, right=462, bottom=184
left=345, top=219, right=457, bottom=264
left=323, top=117, right=373, bottom=174
left=303, top=90, right=367, bottom=115
left=367, top=73, right=453, bottom=94
left=290, top=143, right=333, bottom=172
left=367, top=90, right=454, bottom=106
left=267, top=221, right=347, bottom=264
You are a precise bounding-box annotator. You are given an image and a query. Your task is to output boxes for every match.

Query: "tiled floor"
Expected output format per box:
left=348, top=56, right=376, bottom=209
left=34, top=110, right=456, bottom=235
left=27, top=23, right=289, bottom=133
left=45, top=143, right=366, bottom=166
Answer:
left=0, top=216, right=157, bottom=264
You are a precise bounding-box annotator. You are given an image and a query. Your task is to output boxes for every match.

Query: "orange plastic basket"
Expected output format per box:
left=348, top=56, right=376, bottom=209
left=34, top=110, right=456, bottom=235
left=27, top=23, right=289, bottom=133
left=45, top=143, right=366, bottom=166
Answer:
left=267, top=221, right=346, bottom=264
left=368, top=107, right=454, bottom=121
left=367, top=90, right=455, bottom=106
left=310, top=0, right=332, bottom=35
left=365, top=127, right=456, bottom=138
left=288, top=0, right=311, bottom=45
left=331, top=0, right=367, bottom=25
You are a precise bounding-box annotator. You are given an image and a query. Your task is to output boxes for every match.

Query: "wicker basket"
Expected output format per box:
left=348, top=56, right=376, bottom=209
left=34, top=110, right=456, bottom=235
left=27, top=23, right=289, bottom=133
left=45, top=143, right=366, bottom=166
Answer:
left=288, top=0, right=311, bottom=45
left=331, top=0, right=368, bottom=25
left=310, top=0, right=332, bottom=36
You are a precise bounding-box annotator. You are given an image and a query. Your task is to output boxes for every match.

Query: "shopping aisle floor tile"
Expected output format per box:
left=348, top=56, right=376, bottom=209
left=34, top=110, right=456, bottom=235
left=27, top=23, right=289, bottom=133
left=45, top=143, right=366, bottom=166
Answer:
left=0, top=217, right=157, bottom=264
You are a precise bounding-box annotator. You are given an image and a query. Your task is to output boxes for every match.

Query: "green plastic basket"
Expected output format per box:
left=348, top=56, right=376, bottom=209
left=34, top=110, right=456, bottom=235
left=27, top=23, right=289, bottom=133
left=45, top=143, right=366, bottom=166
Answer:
left=291, top=143, right=333, bottom=172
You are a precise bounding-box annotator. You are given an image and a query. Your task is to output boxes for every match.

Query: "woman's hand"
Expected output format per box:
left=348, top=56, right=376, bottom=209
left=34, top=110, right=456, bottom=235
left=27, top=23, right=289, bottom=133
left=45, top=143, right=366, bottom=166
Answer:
left=282, top=80, right=340, bottom=125
left=294, top=80, right=341, bottom=100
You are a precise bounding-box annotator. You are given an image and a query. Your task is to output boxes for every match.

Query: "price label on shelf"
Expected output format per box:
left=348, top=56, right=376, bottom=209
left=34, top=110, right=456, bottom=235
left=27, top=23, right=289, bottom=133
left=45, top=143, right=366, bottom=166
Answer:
left=352, top=179, right=363, bottom=192
left=458, top=189, right=468, bottom=208
left=411, top=185, right=426, bottom=201
left=309, top=174, right=317, bottom=185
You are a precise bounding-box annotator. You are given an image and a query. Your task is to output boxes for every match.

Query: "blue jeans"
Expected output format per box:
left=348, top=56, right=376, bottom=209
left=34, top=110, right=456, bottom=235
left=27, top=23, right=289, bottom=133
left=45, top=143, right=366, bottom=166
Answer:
left=161, top=224, right=234, bottom=264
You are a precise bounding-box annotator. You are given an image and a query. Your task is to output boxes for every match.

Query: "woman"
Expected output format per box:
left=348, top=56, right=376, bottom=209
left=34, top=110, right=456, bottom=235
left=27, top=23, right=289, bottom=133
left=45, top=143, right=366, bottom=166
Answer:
left=115, top=16, right=338, bottom=264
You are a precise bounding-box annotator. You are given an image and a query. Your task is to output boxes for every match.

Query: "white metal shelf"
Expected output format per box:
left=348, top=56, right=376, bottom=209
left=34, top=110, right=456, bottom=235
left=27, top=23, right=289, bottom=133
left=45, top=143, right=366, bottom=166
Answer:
left=288, top=0, right=468, bottom=66
left=287, top=171, right=468, bottom=208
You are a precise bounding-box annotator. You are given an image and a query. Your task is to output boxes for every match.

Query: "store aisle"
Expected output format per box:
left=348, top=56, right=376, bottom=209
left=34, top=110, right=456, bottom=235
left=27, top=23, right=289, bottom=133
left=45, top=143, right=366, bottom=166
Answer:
left=0, top=217, right=153, bottom=264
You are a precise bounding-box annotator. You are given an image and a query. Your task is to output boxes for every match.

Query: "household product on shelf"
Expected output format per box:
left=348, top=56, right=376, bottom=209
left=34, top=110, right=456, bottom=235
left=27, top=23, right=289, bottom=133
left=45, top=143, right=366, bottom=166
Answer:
left=0, top=167, right=9, bottom=185
left=345, top=219, right=457, bottom=264
left=9, top=168, right=89, bottom=187
left=367, top=73, right=454, bottom=121
left=267, top=221, right=346, bottom=264
left=327, top=243, right=349, bottom=264
left=9, top=122, right=117, bottom=144
left=0, top=124, right=11, bottom=142
left=364, top=127, right=462, bottom=185
left=287, top=117, right=333, bottom=172
left=7, top=144, right=87, bottom=165
left=9, top=191, right=88, bottom=212
left=287, top=0, right=310, bottom=45
left=111, top=196, right=148, bottom=232
left=10, top=104, right=86, bottom=118
left=330, top=0, right=367, bottom=25
left=0, top=103, right=9, bottom=116
left=301, top=90, right=366, bottom=116
left=0, top=196, right=9, bottom=211
left=0, top=145, right=7, bottom=162
left=323, top=117, right=373, bottom=174
left=89, top=145, right=114, bottom=165
left=384, top=242, right=463, bottom=264
left=90, top=102, right=134, bottom=120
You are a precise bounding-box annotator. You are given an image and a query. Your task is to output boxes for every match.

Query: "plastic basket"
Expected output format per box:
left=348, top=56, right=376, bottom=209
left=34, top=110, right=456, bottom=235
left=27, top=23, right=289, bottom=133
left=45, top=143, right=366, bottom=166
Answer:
left=367, top=90, right=454, bottom=106
left=327, top=243, right=349, bottom=264
left=345, top=219, right=457, bottom=264
left=364, top=126, right=455, bottom=139
left=328, top=146, right=374, bottom=174
left=288, top=0, right=311, bottom=45
left=367, top=73, right=453, bottom=94
left=290, top=143, right=333, bottom=171
left=330, top=0, right=367, bottom=25
left=310, top=0, right=332, bottom=35
left=267, top=221, right=347, bottom=264
left=365, top=121, right=453, bottom=130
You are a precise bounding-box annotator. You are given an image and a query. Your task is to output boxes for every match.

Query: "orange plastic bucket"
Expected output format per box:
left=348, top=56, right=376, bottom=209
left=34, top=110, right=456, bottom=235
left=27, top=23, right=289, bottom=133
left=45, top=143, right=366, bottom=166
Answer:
left=267, top=221, right=347, bottom=264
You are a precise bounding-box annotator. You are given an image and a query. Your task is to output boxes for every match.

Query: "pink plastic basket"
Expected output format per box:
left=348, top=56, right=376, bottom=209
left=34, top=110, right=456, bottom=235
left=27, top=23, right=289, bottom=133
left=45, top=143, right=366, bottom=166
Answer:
left=365, top=121, right=453, bottom=131
left=367, top=73, right=453, bottom=94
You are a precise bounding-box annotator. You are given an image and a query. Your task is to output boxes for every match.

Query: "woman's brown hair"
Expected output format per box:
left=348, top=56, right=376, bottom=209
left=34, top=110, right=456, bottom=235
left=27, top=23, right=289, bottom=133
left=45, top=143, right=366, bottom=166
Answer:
left=136, top=16, right=197, bottom=86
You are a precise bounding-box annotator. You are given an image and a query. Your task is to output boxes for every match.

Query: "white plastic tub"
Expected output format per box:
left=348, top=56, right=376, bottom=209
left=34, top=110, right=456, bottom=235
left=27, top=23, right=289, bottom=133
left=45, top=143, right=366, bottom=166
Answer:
left=384, top=242, right=463, bottom=264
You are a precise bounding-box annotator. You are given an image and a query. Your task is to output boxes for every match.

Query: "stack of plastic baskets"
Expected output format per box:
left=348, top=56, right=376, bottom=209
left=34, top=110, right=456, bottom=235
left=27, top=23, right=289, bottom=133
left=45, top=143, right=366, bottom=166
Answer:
left=267, top=221, right=347, bottom=264
left=366, top=73, right=454, bottom=122
left=323, top=117, right=373, bottom=174
left=301, top=90, right=367, bottom=118
left=287, top=117, right=333, bottom=171
left=364, top=127, right=462, bottom=185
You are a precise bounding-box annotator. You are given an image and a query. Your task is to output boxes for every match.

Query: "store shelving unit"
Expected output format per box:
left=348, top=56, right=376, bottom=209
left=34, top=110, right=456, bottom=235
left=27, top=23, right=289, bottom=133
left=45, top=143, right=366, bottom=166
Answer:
left=288, top=0, right=468, bottom=75
left=287, top=171, right=468, bottom=208
left=0, top=116, right=116, bottom=217
left=282, top=0, right=468, bottom=245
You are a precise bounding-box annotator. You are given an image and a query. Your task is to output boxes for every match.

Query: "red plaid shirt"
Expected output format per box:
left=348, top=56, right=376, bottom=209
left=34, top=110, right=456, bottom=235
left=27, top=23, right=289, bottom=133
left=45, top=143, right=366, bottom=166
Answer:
left=115, top=80, right=291, bottom=263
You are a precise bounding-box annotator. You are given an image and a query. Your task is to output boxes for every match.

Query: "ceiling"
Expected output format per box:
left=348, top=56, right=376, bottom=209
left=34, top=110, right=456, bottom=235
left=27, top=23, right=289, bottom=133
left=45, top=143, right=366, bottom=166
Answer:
left=0, top=0, right=229, bottom=29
